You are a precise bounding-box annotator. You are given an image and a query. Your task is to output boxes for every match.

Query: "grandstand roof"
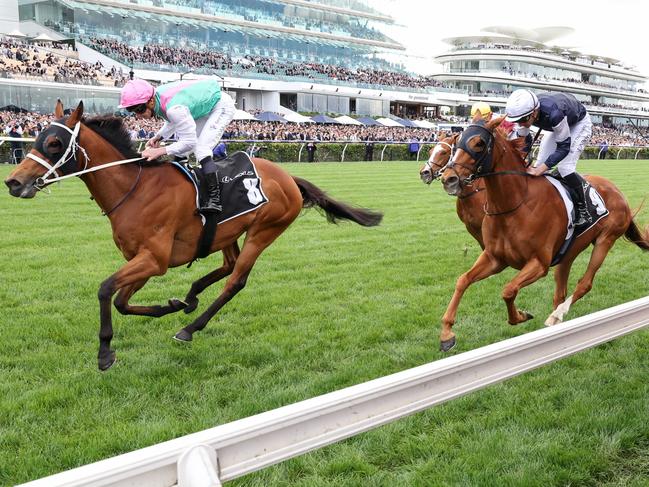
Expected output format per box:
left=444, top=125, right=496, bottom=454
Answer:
left=273, top=0, right=394, bottom=24
left=60, top=0, right=404, bottom=51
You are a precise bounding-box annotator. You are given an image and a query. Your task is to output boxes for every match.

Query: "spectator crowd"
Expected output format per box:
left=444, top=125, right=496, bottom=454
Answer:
left=3, top=109, right=649, bottom=148
left=0, top=36, right=129, bottom=86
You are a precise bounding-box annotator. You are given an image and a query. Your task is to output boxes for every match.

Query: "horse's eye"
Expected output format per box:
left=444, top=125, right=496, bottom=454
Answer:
left=47, top=139, right=63, bottom=153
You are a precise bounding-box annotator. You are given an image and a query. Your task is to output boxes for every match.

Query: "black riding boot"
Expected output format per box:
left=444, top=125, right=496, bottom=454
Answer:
left=564, top=172, right=591, bottom=227
left=199, top=157, right=222, bottom=214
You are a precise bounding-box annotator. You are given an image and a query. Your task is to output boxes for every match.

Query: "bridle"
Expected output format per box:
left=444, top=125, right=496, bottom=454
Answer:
left=444, top=122, right=495, bottom=186
left=422, top=140, right=456, bottom=181
left=445, top=121, right=532, bottom=215
left=26, top=120, right=87, bottom=188
left=24, top=117, right=144, bottom=215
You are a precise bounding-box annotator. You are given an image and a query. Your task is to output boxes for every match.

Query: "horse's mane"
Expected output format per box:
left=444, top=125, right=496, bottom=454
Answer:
left=82, top=115, right=140, bottom=159
left=495, top=125, right=528, bottom=164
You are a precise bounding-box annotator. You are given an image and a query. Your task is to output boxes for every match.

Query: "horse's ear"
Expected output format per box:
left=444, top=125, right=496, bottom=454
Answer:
left=472, top=112, right=483, bottom=123
left=67, top=101, right=84, bottom=127
left=452, top=132, right=461, bottom=143
left=54, top=99, right=64, bottom=118
left=487, top=115, right=505, bottom=130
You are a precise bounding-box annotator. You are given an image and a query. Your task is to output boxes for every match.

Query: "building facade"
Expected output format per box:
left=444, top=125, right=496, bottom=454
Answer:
left=433, top=26, right=649, bottom=127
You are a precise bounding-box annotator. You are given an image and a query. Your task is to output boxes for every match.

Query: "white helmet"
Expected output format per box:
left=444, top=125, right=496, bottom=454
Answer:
left=505, top=89, right=539, bottom=122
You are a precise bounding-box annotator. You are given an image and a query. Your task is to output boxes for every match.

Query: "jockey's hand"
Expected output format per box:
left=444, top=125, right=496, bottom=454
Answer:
left=141, top=146, right=167, bottom=161
left=527, top=162, right=549, bottom=176
left=146, top=136, right=162, bottom=148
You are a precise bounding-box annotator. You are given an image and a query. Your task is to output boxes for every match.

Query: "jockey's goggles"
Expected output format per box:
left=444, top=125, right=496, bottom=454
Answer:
left=126, top=103, right=148, bottom=114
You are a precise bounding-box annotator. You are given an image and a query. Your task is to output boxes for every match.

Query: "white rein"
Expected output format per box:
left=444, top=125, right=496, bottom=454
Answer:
left=25, top=121, right=143, bottom=187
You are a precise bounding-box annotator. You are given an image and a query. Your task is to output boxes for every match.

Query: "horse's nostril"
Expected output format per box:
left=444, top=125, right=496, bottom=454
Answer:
left=444, top=175, right=458, bottom=186
left=5, top=178, right=20, bottom=190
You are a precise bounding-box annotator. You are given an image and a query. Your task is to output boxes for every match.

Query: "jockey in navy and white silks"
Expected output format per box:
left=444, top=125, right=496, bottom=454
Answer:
left=505, top=89, right=593, bottom=226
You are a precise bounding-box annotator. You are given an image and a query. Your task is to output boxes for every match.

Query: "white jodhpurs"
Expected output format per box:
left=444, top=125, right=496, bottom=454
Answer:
left=194, top=92, right=235, bottom=162
left=537, top=113, right=592, bottom=177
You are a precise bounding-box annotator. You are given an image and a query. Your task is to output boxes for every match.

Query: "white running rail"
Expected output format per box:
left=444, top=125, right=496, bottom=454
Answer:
left=18, top=296, right=649, bottom=487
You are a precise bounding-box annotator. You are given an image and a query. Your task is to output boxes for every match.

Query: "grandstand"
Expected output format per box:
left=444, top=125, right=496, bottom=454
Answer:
left=1, top=0, right=473, bottom=118
left=1, top=3, right=649, bottom=144
left=433, top=26, right=649, bottom=128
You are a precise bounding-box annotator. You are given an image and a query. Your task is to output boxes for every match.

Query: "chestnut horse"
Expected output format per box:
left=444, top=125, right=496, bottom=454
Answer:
left=4, top=101, right=382, bottom=370
left=437, top=116, right=649, bottom=352
left=420, top=132, right=485, bottom=248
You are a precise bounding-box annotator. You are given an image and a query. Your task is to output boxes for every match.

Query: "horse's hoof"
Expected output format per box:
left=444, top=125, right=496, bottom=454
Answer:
left=509, top=311, right=534, bottom=325
left=183, top=298, right=199, bottom=314
left=440, top=337, right=456, bottom=352
left=168, top=298, right=188, bottom=311
left=545, top=315, right=561, bottom=327
left=98, top=351, right=116, bottom=371
left=173, top=329, right=193, bottom=342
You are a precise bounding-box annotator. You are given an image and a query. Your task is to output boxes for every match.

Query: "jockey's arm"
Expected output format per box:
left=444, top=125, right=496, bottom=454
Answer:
left=158, top=105, right=198, bottom=158
left=543, top=115, right=571, bottom=168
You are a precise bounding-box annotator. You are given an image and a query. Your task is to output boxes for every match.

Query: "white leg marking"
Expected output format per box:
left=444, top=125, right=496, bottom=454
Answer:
left=545, top=295, right=573, bottom=326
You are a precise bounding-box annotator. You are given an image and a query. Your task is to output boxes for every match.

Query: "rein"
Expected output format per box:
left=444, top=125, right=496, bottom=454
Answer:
left=103, top=163, right=143, bottom=216
left=477, top=168, right=531, bottom=216
left=37, top=156, right=145, bottom=186
left=27, top=119, right=146, bottom=216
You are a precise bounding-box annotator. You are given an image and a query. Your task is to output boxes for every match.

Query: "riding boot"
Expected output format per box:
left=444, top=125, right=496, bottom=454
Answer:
left=564, top=172, right=591, bottom=227
left=199, top=157, right=222, bottom=214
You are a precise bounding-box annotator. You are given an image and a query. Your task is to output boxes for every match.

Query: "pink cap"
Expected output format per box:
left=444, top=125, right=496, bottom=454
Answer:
left=119, top=79, right=155, bottom=108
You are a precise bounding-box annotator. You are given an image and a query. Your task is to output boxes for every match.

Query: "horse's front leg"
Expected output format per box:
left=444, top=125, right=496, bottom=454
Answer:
left=502, top=258, right=548, bottom=325
left=440, top=251, right=505, bottom=352
left=182, top=242, right=240, bottom=314
left=98, top=249, right=168, bottom=371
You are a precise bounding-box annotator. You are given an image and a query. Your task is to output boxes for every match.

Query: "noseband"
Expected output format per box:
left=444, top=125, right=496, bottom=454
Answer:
left=423, top=140, right=456, bottom=179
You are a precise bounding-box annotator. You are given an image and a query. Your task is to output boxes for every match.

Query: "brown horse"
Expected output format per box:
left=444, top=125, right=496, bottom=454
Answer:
left=437, top=116, right=649, bottom=352
left=419, top=132, right=485, bottom=248
left=4, top=101, right=382, bottom=370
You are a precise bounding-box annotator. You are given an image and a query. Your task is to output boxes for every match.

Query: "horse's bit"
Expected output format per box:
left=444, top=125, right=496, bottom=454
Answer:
left=423, top=141, right=455, bottom=179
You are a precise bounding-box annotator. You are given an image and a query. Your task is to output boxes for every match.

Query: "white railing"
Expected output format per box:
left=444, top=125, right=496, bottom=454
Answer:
left=18, top=295, right=649, bottom=487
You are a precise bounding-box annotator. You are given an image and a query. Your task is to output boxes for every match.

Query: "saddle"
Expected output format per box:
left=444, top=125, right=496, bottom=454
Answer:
left=171, top=151, right=268, bottom=263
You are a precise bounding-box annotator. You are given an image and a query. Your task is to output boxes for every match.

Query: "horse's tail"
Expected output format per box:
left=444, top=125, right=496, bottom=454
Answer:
left=292, top=176, right=383, bottom=227
left=624, top=219, right=649, bottom=251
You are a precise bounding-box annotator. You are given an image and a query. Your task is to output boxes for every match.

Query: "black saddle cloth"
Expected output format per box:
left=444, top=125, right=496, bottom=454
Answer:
left=181, top=151, right=268, bottom=224
left=176, top=151, right=268, bottom=262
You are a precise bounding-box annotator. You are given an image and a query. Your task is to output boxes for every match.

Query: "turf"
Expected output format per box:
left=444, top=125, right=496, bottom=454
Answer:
left=1, top=159, right=649, bottom=486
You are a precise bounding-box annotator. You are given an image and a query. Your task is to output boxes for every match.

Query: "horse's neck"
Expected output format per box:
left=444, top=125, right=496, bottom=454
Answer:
left=483, top=140, right=528, bottom=214
left=77, top=127, right=139, bottom=215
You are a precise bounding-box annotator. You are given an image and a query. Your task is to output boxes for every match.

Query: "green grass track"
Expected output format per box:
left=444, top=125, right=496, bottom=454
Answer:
left=1, top=160, right=648, bottom=486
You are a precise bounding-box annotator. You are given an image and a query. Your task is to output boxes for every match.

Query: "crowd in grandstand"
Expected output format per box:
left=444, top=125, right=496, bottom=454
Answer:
left=84, top=37, right=444, bottom=90
left=2, top=109, right=648, bottom=147
left=2, top=33, right=647, bottom=100
left=0, top=37, right=129, bottom=86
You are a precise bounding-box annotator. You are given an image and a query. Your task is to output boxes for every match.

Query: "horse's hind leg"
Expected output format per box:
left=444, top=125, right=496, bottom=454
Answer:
left=174, top=227, right=282, bottom=342
left=182, top=242, right=240, bottom=314
left=114, top=279, right=188, bottom=317
left=546, top=235, right=617, bottom=325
